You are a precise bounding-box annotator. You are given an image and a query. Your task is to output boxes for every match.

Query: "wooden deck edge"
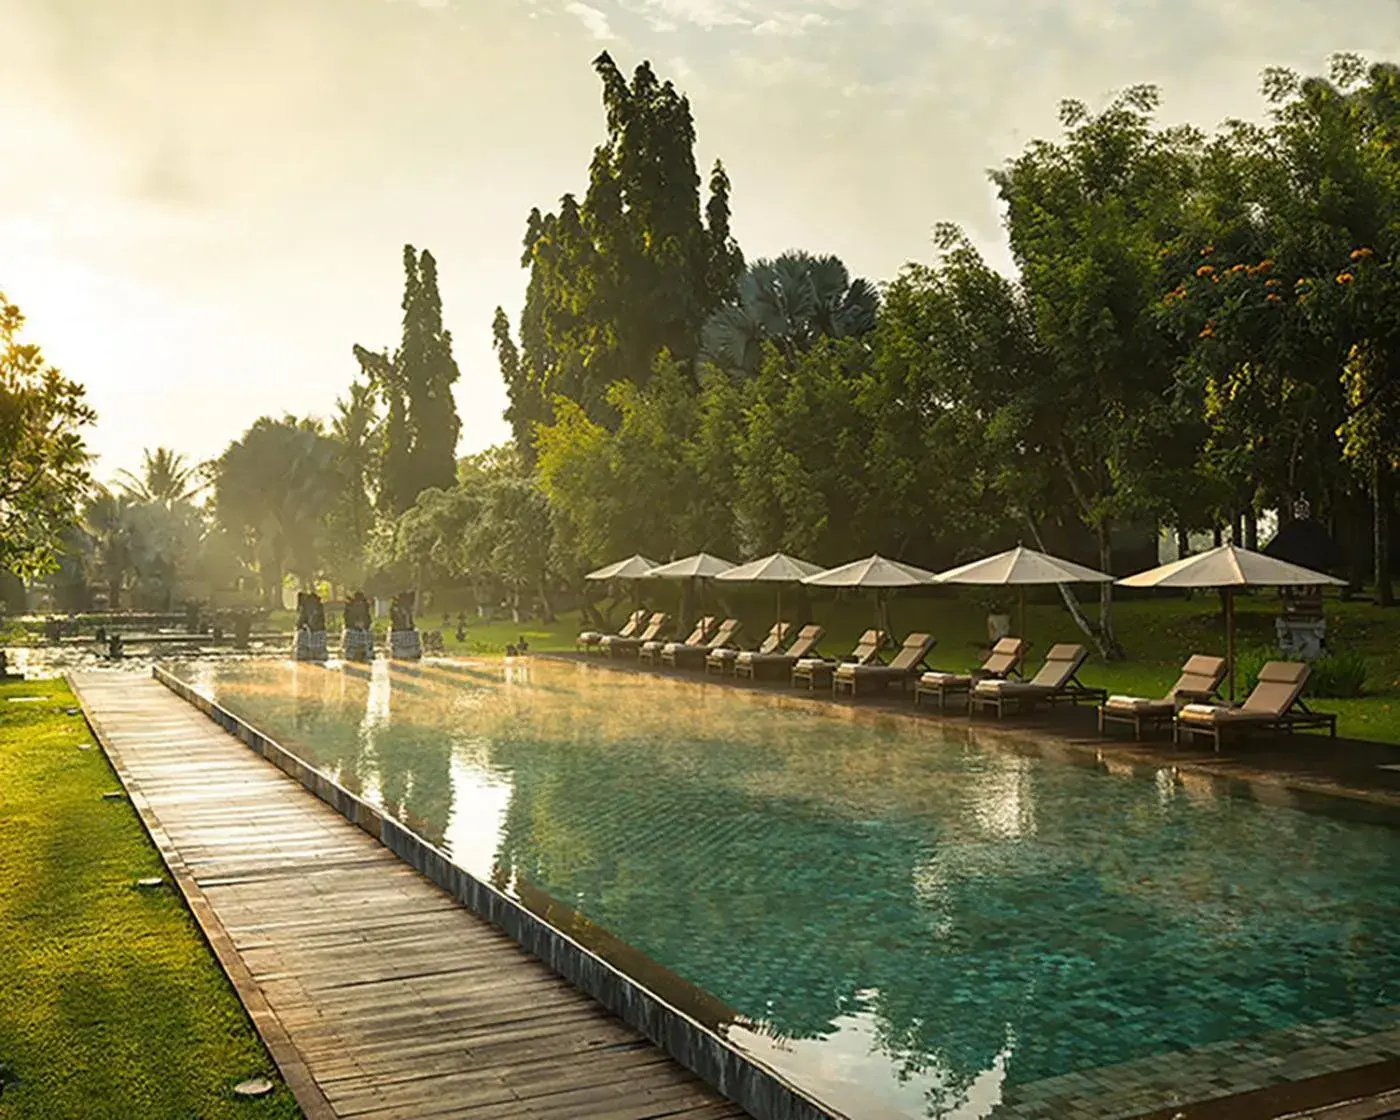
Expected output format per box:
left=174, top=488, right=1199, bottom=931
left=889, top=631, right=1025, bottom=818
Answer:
left=151, top=665, right=842, bottom=1120
left=67, top=673, right=338, bottom=1120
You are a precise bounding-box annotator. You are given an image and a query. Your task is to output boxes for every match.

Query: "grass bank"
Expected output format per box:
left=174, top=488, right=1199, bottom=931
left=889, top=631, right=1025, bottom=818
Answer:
left=427, top=590, right=1400, bottom=744
left=0, top=678, right=301, bottom=1120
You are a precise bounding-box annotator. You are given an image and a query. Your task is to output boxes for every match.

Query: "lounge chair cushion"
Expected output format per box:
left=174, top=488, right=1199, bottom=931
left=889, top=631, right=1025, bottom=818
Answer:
left=920, top=671, right=970, bottom=686
left=1104, top=695, right=1170, bottom=713
left=974, top=677, right=1048, bottom=696
left=1177, top=703, right=1272, bottom=724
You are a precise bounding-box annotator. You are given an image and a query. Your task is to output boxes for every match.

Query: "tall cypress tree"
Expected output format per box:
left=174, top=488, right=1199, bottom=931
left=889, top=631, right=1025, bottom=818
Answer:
left=402, top=248, right=461, bottom=496
left=356, top=245, right=461, bottom=514
left=495, top=53, right=741, bottom=450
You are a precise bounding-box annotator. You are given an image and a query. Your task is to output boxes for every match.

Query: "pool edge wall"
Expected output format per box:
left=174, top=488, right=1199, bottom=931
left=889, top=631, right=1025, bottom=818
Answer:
left=152, top=664, right=842, bottom=1120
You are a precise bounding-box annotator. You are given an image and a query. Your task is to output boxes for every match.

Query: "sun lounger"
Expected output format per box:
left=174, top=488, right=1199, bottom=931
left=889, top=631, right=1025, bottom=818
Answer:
left=707, top=621, right=789, bottom=676
left=602, top=612, right=671, bottom=659
left=792, top=629, right=887, bottom=692
left=662, top=618, right=742, bottom=669
left=1098, top=654, right=1226, bottom=739
left=1173, top=661, right=1337, bottom=751
left=577, top=608, right=646, bottom=653
left=734, top=625, right=825, bottom=682
left=833, top=633, right=937, bottom=697
left=640, top=616, right=714, bottom=665
left=914, top=637, right=1027, bottom=710
left=968, top=643, right=1105, bottom=718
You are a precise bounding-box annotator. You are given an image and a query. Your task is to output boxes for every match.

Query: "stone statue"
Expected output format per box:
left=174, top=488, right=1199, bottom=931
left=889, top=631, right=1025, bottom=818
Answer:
left=390, top=591, right=416, bottom=633
left=388, top=589, right=423, bottom=661
left=344, top=591, right=373, bottom=631
left=292, top=592, right=328, bottom=661
left=341, top=591, right=374, bottom=662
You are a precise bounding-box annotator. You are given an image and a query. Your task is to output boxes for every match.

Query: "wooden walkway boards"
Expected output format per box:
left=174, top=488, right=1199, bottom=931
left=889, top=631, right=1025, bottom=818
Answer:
left=71, top=673, right=749, bottom=1120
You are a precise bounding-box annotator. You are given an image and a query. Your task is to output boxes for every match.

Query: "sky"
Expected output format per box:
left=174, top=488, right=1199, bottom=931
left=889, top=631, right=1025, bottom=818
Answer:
left=3, top=0, right=1400, bottom=484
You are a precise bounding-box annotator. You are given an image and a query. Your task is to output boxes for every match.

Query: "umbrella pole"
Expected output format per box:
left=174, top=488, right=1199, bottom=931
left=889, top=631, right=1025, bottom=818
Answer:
left=1226, top=587, right=1236, bottom=702
left=1019, top=586, right=1026, bottom=644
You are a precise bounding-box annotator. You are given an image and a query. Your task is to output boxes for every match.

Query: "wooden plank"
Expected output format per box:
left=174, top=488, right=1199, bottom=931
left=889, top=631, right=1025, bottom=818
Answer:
left=71, top=674, right=750, bottom=1120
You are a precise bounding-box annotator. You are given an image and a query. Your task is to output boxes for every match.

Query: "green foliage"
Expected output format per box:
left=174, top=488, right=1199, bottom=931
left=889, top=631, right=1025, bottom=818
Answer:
left=499, top=53, right=740, bottom=446
left=1235, top=644, right=1368, bottom=698
left=699, top=252, right=879, bottom=378
left=212, top=416, right=344, bottom=606
left=1310, top=649, right=1371, bottom=697
left=0, top=680, right=299, bottom=1119
left=353, top=246, right=461, bottom=516
left=114, top=447, right=202, bottom=507
left=0, top=292, right=95, bottom=579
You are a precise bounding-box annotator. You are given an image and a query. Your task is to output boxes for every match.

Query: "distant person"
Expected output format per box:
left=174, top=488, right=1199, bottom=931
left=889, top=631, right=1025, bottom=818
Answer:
left=516, top=635, right=529, bottom=654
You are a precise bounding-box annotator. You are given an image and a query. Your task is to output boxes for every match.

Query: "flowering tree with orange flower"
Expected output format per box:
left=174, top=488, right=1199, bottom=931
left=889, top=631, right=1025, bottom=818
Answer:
left=1165, top=55, right=1400, bottom=599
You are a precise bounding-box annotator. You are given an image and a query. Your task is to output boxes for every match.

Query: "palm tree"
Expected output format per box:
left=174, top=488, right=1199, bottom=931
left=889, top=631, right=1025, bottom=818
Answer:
left=700, top=251, right=880, bottom=377
left=82, top=490, right=134, bottom=609
left=115, top=447, right=203, bottom=507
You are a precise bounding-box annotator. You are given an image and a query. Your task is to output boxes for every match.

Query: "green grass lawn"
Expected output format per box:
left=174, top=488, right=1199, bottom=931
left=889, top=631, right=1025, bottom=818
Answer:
left=422, top=588, right=1400, bottom=744
left=0, top=679, right=301, bottom=1120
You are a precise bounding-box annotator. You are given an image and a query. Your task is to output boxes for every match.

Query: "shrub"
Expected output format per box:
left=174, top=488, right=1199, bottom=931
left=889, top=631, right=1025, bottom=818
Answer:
left=1308, top=649, right=1369, bottom=698
left=1230, top=645, right=1367, bottom=699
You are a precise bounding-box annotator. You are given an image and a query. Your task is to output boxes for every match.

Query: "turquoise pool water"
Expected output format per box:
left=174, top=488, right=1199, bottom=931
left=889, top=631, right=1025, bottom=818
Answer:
left=171, top=658, right=1400, bottom=1119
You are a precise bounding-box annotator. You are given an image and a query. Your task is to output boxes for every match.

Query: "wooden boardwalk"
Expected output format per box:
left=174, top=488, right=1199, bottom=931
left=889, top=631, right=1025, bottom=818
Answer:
left=71, top=673, right=749, bottom=1120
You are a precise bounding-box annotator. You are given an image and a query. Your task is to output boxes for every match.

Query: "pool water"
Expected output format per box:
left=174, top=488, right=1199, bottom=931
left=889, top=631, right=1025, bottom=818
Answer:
left=170, top=658, right=1400, bottom=1120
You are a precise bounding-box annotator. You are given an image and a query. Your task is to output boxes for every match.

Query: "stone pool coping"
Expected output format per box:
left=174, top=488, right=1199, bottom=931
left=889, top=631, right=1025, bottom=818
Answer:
left=151, top=664, right=844, bottom=1120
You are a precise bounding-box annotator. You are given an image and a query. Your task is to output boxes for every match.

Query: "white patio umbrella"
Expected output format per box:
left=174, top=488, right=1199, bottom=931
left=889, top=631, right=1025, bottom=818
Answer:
left=802, top=554, right=938, bottom=635
left=584, top=554, right=661, bottom=614
left=585, top=554, right=660, bottom=581
left=934, top=545, right=1113, bottom=640
left=644, top=553, right=737, bottom=580
left=715, top=552, right=823, bottom=635
left=645, top=552, right=736, bottom=632
left=1117, top=544, right=1345, bottom=700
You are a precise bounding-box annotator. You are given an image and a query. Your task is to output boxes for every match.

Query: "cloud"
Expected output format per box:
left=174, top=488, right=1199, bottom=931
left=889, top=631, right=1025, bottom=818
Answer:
left=565, top=1, right=617, bottom=39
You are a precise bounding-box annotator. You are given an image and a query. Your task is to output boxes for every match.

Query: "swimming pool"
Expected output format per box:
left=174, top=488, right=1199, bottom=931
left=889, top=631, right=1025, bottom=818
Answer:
left=167, top=657, right=1400, bottom=1120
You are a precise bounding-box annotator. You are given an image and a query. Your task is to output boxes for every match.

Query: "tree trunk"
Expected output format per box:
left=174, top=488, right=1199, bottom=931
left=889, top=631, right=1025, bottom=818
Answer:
left=1245, top=510, right=1259, bottom=551
left=537, top=577, right=555, bottom=623
left=263, top=559, right=283, bottom=610
left=1022, top=514, right=1113, bottom=661
left=1213, top=524, right=1223, bottom=548
left=1175, top=525, right=1190, bottom=560
left=580, top=583, right=606, bottom=629
left=107, top=576, right=121, bottom=611
left=1095, top=522, right=1124, bottom=660
left=1376, top=461, right=1394, bottom=606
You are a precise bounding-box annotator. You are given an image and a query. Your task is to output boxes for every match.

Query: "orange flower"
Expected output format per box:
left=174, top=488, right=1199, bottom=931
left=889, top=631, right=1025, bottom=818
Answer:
left=1338, top=272, right=1355, bottom=284
left=1196, top=265, right=1216, bottom=277
left=1257, top=259, right=1275, bottom=273
left=1295, top=277, right=1310, bottom=288
left=1351, top=247, right=1374, bottom=260
left=1267, top=293, right=1284, bottom=304
left=1199, top=324, right=1216, bottom=338
left=1266, top=278, right=1281, bottom=288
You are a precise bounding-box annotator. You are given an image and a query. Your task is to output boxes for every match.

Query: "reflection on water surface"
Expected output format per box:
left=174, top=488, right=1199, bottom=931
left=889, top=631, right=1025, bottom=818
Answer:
left=169, top=658, right=1400, bottom=1120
